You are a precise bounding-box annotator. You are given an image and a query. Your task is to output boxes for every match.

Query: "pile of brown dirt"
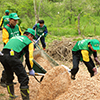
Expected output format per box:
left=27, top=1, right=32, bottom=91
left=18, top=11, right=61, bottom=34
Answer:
left=55, top=69, right=100, bottom=100
left=36, top=66, right=71, bottom=100
left=46, top=39, right=76, bottom=62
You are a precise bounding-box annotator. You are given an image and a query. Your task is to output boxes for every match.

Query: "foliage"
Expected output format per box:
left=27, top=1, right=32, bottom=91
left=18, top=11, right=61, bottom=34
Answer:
left=0, top=0, right=100, bottom=40
left=73, top=38, right=83, bottom=41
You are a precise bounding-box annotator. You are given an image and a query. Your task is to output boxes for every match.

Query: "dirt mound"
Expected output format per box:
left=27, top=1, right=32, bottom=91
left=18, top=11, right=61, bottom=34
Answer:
left=46, top=39, right=76, bottom=62
left=36, top=66, right=71, bottom=100
left=55, top=67, right=100, bottom=100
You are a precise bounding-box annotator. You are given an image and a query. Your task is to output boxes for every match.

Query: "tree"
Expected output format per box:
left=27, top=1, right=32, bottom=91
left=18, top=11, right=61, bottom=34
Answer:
left=33, top=0, right=43, bottom=23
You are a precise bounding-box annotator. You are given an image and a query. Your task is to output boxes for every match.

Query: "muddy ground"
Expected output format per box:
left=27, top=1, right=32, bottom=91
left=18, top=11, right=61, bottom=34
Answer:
left=1, top=30, right=100, bottom=100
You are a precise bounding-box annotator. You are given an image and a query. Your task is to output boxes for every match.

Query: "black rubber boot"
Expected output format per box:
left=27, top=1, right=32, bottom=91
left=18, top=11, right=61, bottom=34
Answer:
left=20, top=86, right=30, bottom=100
left=6, top=84, right=18, bottom=100
left=71, top=74, right=76, bottom=80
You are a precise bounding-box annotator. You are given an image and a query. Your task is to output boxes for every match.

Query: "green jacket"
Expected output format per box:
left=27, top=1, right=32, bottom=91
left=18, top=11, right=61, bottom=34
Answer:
left=37, top=23, right=46, bottom=35
left=4, top=35, right=32, bottom=52
left=72, top=39, right=94, bottom=55
left=2, top=15, right=9, bottom=27
left=35, top=23, right=47, bottom=36
left=4, top=24, right=21, bottom=39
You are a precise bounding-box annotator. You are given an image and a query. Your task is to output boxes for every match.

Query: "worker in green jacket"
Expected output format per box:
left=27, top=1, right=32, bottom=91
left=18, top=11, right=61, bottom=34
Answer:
left=0, top=10, right=10, bottom=29
left=71, top=39, right=100, bottom=80
left=0, top=28, right=36, bottom=100
left=2, top=13, right=23, bottom=45
left=0, top=13, right=23, bottom=88
left=33, top=20, right=48, bottom=50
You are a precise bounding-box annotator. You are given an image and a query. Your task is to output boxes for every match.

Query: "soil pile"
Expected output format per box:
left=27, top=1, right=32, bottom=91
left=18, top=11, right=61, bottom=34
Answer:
left=36, top=66, right=71, bottom=100
left=55, top=71, right=100, bottom=100
left=46, top=39, right=76, bottom=62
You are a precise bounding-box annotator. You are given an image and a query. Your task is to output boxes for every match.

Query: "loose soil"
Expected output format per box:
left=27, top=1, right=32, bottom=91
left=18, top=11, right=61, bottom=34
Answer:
left=1, top=30, right=100, bottom=100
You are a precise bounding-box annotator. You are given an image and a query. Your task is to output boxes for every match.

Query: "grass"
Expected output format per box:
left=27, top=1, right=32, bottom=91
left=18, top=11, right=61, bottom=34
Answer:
left=0, top=93, right=5, bottom=96
left=20, top=15, right=100, bottom=40
left=44, top=15, right=100, bottom=49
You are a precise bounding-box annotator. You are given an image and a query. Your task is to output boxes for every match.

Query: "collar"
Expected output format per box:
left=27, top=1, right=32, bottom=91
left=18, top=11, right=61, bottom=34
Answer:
left=7, top=24, right=15, bottom=28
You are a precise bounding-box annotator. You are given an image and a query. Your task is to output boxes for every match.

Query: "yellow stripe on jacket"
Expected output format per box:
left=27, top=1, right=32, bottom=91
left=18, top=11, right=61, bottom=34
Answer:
left=2, top=28, right=9, bottom=44
left=19, top=26, right=23, bottom=35
left=0, top=17, right=3, bottom=27
left=28, top=43, right=33, bottom=68
left=81, top=50, right=89, bottom=62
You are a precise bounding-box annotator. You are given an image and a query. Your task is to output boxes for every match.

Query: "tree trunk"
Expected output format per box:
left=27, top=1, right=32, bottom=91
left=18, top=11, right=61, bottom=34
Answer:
left=69, top=0, right=72, bottom=24
left=38, top=0, right=42, bottom=20
left=78, top=13, right=81, bottom=35
left=34, top=0, right=39, bottom=23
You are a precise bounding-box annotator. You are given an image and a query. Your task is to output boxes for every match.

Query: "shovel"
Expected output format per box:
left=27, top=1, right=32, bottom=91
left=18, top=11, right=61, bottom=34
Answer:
left=33, top=33, right=44, bottom=45
left=61, top=65, right=71, bottom=73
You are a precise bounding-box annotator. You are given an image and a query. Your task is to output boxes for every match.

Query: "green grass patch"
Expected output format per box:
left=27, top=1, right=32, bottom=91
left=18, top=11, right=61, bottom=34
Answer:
left=73, top=38, right=83, bottom=41
left=0, top=93, right=5, bottom=96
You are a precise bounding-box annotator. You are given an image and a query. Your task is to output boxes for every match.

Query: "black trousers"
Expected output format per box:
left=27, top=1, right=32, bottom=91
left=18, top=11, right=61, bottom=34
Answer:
left=0, top=53, right=29, bottom=88
left=1, top=70, right=7, bottom=82
left=71, top=51, right=95, bottom=77
left=0, top=43, right=7, bottom=83
left=34, top=34, right=46, bottom=48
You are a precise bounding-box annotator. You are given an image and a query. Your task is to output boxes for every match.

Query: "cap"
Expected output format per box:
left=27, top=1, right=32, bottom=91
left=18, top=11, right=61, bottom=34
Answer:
left=90, top=39, right=100, bottom=50
left=5, top=10, right=9, bottom=13
left=25, top=28, right=36, bottom=39
left=9, top=13, right=20, bottom=20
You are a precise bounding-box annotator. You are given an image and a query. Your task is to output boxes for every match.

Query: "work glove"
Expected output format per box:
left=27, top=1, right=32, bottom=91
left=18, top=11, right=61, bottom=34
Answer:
left=42, top=33, right=44, bottom=36
left=29, top=69, right=35, bottom=76
left=42, top=33, right=47, bottom=37
left=92, top=67, right=98, bottom=76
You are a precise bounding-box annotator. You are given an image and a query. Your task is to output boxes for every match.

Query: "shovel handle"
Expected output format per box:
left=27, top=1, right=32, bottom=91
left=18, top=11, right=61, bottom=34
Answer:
left=27, top=72, right=45, bottom=76
left=33, top=34, right=44, bottom=44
